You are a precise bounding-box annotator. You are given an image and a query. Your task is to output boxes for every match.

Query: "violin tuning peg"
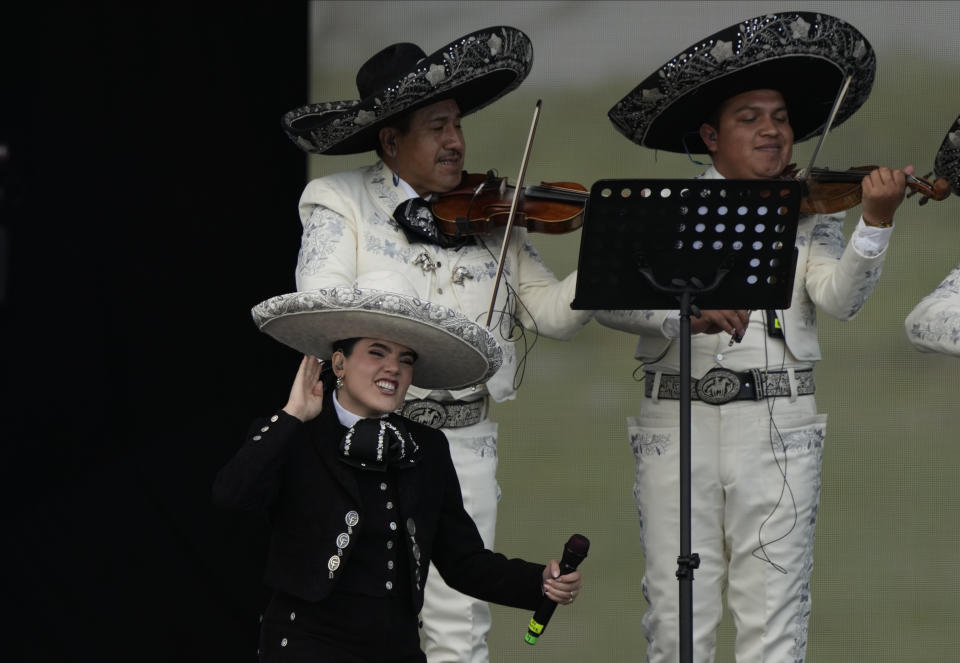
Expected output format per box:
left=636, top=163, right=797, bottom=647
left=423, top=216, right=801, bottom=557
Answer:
left=918, top=197, right=930, bottom=207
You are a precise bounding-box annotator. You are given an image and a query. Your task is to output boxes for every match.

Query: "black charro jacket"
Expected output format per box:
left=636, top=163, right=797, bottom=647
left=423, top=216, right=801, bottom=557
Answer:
left=213, top=394, right=544, bottom=614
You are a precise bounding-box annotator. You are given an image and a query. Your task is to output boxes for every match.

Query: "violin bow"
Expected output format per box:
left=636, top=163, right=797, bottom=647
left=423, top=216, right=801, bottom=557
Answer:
left=484, top=99, right=543, bottom=329
left=798, top=74, right=944, bottom=202
left=796, top=74, right=853, bottom=181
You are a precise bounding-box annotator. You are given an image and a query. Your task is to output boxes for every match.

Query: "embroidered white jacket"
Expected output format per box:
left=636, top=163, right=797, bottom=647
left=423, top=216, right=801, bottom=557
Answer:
left=295, top=161, right=592, bottom=402
left=905, top=261, right=960, bottom=356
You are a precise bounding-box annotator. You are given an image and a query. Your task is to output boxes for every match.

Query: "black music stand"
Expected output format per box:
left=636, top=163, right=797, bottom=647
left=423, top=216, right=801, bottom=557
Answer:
left=572, top=178, right=802, bottom=663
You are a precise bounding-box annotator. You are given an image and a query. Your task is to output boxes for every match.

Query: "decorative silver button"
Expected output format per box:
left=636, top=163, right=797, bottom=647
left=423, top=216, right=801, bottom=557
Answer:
left=327, top=555, right=341, bottom=572
left=716, top=353, right=724, bottom=362
left=379, top=482, right=388, bottom=491
left=289, top=612, right=296, bottom=621
left=281, top=638, right=288, bottom=647
left=406, top=518, right=416, bottom=535
left=386, top=501, right=393, bottom=510
left=336, top=533, right=350, bottom=549
left=270, top=415, right=279, bottom=423
left=252, top=435, right=262, bottom=441
left=389, top=521, right=397, bottom=531
left=385, top=581, right=393, bottom=590
left=387, top=560, right=394, bottom=570
left=345, top=511, right=359, bottom=527
left=412, top=544, right=421, bottom=561
left=387, top=540, right=394, bottom=549
left=261, top=426, right=269, bottom=432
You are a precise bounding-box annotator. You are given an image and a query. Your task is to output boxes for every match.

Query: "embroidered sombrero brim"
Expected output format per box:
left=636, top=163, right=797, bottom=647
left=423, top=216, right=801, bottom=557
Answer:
left=934, top=114, right=960, bottom=196
left=608, top=12, right=876, bottom=154
left=251, top=287, right=502, bottom=390
left=283, top=26, right=533, bottom=155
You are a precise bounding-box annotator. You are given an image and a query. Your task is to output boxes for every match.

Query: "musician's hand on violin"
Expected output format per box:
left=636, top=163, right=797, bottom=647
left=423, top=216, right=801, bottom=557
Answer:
left=691, top=309, right=750, bottom=340
left=861, top=165, right=914, bottom=227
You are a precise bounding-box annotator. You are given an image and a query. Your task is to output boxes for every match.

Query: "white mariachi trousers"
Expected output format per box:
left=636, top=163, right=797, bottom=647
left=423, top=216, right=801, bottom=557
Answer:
left=420, top=419, right=499, bottom=663
left=627, top=393, right=827, bottom=663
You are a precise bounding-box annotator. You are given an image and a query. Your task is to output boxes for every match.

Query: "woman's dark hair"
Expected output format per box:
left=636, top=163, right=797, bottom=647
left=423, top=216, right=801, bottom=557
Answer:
left=318, top=337, right=361, bottom=392
left=332, top=337, right=361, bottom=356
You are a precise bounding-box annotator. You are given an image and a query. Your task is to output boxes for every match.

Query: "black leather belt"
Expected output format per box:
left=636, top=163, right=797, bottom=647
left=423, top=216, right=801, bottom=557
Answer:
left=645, top=368, right=815, bottom=405
left=399, top=397, right=487, bottom=429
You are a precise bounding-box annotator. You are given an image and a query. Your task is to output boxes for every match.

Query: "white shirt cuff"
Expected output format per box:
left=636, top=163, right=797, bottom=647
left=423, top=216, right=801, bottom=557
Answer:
left=852, top=218, right=893, bottom=257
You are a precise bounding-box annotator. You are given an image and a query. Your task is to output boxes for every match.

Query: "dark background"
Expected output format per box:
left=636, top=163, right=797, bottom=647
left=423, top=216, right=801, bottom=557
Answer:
left=2, top=5, right=308, bottom=660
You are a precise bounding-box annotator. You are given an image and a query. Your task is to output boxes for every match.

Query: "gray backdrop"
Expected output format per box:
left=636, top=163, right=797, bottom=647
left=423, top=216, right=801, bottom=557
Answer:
left=303, top=3, right=960, bottom=661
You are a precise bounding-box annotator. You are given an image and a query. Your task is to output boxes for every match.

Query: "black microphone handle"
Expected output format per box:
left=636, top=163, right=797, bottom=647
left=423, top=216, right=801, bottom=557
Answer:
left=528, top=556, right=577, bottom=628
left=524, top=534, right=589, bottom=645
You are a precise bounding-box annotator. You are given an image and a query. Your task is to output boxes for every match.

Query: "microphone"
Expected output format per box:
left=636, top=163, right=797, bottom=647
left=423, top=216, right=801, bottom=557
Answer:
left=524, top=533, right=590, bottom=645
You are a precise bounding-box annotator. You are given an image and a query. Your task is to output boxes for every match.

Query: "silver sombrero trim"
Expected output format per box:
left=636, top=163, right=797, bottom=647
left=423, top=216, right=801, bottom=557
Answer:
left=283, top=26, right=532, bottom=154
left=251, top=286, right=503, bottom=382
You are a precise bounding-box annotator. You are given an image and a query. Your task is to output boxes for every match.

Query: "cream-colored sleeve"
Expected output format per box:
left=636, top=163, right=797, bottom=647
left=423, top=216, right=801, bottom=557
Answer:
left=294, top=178, right=359, bottom=291
left=803, top=212, right=888, bottom=321
left=510, top=233, right=593, bottom=341
left=905, top=262, right=960, bottom=356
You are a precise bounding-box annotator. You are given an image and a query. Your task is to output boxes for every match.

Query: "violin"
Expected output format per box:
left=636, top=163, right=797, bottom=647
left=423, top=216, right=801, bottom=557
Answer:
left=781, top=164, right=951, bottom=214
left=431, top=171, right=588, bottom=237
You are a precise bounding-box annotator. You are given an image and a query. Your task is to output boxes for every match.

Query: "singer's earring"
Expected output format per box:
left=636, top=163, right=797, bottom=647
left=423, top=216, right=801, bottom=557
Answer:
left=392, top=170, right=400, bottom=187
left=335, top=375, right=344, bottom=390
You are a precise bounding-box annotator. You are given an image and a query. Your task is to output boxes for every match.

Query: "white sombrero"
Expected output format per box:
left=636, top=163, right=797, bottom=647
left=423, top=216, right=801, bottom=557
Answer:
left=608, top=12, right=876, bottom=154
left=282, top=26, right=532, bottom=155
left=250, top=273, right=502, bottom=390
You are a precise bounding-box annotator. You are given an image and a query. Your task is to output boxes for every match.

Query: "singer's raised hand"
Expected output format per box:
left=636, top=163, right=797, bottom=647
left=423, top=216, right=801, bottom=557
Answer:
left=542, top=560, right=582, bottom=605
left=282, top=354, right=325, bottom=422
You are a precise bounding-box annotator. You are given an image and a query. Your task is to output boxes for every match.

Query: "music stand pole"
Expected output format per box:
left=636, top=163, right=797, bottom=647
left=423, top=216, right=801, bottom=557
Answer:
left=636, top=268, right=726, bottom=663
left=677, top=290, right=699, bottom=663
left=637, top=275, right=715, bottom=663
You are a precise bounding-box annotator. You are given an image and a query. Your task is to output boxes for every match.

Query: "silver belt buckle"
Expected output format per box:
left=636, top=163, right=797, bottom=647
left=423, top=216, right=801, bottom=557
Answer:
left=401, top=399, right=447, bottom=429
left=695, top=368, right=742, bottom=405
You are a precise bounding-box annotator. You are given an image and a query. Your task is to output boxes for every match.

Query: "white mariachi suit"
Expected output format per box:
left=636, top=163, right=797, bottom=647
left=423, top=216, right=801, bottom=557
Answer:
left=595, top=166, right=892, bottom=663
left=905, top=261, right=960, bottom=356
left=294, top=160, right=592, bottom=663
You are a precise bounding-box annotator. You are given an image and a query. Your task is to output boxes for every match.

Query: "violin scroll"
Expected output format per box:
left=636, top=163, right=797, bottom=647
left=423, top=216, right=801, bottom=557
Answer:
left=907, top=170, right=951, bottom=206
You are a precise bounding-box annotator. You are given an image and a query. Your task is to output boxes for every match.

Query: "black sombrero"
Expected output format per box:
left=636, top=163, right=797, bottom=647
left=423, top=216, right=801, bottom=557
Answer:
left=608, top=12, right=876, bottom=154
left=282, top=26, right=532, bottom=155
left=934, top=114, right=960, bottom=196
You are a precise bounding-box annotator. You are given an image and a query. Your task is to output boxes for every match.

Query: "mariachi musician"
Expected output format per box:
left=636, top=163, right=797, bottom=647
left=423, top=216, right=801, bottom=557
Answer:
left=595, top=12, right=915, bottom=663
left=278, top=26, right=592, bottom=663
left=905, top=114, right=960, bottom=354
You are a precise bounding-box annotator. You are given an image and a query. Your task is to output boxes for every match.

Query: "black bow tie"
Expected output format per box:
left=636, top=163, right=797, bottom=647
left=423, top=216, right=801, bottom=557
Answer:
left=339, top=415, right=420, bottom=471
left=392, top=198, right=473, bottom=249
